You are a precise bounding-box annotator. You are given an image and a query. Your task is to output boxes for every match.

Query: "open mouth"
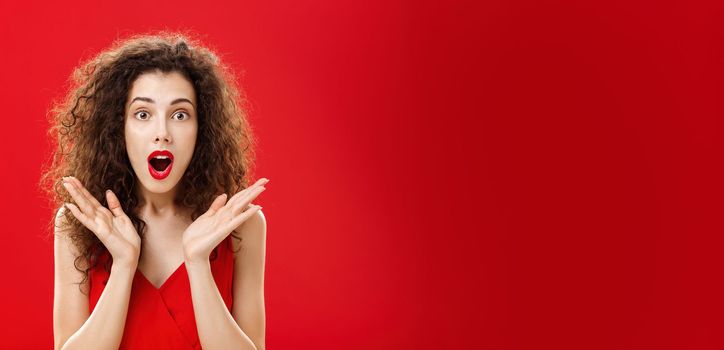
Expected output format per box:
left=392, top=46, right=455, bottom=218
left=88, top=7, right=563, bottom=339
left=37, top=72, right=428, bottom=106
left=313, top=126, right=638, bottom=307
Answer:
left=149, top=158, right=172, bottom=172
left=147, top=150, right=174, bottom=180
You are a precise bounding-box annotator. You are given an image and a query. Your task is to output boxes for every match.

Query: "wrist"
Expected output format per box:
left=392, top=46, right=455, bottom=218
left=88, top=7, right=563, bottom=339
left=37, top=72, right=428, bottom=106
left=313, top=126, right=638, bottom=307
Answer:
left=184, top=258, right=211, bottom=277
left=111, top=259, right=138, bottom=275
left=182, top=244, right=210, bottom=265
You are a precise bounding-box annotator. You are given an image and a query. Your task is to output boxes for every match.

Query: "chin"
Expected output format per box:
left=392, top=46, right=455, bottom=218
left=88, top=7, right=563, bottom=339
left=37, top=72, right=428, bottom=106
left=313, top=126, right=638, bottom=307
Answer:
left=135, top=177, right=177, bottom=192
left=145, top=180, right=181, bottom=193
left=135, top=165, right=186, bottom=193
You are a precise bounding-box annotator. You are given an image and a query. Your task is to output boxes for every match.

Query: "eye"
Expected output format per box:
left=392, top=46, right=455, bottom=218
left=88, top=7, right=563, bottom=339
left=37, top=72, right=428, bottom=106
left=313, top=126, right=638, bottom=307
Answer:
left=173, top=111, right=189, bottom=121
left=134, top=111, right=150, bottom=120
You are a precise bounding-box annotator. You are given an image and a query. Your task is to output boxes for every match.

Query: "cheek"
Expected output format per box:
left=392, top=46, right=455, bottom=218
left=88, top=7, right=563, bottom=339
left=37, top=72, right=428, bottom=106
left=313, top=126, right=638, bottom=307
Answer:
left=179, top=125, right=198, bottom=151
left=124, top=126, right=145, bottom=161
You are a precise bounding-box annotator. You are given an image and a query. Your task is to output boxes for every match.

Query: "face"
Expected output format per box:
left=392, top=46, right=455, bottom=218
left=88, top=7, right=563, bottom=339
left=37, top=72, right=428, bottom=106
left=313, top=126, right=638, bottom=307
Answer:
left=124, top=70, right=198, bottom=194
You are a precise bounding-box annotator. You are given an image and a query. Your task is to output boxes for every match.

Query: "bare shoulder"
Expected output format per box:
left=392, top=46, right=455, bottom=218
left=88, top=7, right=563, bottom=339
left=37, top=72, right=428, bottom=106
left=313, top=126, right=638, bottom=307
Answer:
left=53, top=206, right=88, bottom=271
left=231, top=209, right=267, bottom=253
left=54, top=205, right=69, bottom=235
left=54, top=206, right=75, bottom=250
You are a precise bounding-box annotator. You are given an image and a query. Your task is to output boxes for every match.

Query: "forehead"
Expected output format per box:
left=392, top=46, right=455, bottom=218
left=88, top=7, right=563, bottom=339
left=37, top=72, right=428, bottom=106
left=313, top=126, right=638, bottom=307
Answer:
left=127, top=70, right=196, bottom=104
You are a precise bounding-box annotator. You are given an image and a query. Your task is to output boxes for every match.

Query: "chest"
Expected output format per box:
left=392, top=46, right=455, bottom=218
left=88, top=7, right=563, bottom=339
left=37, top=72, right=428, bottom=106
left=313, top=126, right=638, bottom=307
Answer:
left=88, top=231, right=235, bottom=350
left=137, top=216, right=193, bottom=289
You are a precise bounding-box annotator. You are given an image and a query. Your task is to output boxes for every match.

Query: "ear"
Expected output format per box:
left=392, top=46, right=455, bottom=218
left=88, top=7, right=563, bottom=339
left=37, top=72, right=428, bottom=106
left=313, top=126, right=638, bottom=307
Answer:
left=204, top=193, right=228, bottom=216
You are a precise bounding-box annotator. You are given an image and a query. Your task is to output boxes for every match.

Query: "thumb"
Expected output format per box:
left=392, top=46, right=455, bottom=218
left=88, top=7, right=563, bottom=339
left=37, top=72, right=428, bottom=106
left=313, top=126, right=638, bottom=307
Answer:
left=205, top=193, right=228, bottom=216
left=105, top=190, right=126, bottom=217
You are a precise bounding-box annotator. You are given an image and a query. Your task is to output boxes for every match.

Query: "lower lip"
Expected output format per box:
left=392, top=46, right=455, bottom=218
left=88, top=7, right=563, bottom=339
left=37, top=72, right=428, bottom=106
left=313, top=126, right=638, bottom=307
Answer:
left=148, top=160, right=173, bottom=180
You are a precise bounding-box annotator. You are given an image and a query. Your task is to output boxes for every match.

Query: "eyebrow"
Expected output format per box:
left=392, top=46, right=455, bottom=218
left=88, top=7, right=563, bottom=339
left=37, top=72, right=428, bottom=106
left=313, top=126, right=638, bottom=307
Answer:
left=130, top=96, right=195, bottom=108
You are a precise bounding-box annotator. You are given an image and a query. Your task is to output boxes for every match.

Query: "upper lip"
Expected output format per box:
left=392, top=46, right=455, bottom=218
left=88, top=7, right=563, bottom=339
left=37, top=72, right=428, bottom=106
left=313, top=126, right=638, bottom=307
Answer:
left=147, top=150, right=175, bottom=162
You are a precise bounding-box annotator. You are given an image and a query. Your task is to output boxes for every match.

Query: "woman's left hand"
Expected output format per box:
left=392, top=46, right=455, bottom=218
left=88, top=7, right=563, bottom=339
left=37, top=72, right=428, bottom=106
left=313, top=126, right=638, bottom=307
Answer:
left=182, top=178, right=269, bottom=263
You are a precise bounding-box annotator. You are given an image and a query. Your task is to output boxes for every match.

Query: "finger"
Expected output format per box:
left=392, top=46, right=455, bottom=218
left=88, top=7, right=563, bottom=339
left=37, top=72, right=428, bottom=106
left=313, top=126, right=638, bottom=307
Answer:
left=68, top=176, right=103, bottom=209
left=66, top=202, right=112, bottom=244
left=224, top=190, right=247, bottom=210
left=225, top=184, right=256, bottom=207
left=62, top=180, right=96, bottom=215
left=105, top=190, right=126, bottom=217
left=232, top=186, right=265, bottom=216
left=226, top=178, right=269, bottom=208
left=249, top=178, right=270, bottom=188
left=227, top=205, right=262, bottom=230
left=229, top=184, right=266, bottom=209
left=205, top=193, right=228, bottom=216
left=64, top=202, right=94, bottom=231
left=230, top=188, right=264, bottom=216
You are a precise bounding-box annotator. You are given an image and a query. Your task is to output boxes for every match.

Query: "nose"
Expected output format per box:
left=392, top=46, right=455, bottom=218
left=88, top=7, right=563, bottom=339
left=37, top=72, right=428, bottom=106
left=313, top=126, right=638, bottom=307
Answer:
left=154, top=117, right=172, bottom=144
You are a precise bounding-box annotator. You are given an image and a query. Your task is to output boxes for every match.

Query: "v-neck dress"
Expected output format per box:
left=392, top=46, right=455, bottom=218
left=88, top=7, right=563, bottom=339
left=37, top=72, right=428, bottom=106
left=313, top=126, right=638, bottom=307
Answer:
left=88, top=236, right=235, bottom=349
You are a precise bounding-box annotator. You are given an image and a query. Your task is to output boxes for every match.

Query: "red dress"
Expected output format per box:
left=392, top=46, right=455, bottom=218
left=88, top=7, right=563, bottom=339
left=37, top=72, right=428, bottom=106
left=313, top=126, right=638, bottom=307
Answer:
left=89, top=236, right=235, bottom=349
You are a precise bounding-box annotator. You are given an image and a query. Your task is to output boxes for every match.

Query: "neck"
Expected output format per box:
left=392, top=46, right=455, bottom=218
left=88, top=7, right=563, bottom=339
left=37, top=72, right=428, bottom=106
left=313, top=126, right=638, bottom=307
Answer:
left=135, top=181, right=184, bottom=218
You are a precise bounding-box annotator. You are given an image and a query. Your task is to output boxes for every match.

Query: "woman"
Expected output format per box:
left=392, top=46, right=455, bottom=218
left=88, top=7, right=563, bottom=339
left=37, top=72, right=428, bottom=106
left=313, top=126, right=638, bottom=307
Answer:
left=40, top=32, right=267, bottom=350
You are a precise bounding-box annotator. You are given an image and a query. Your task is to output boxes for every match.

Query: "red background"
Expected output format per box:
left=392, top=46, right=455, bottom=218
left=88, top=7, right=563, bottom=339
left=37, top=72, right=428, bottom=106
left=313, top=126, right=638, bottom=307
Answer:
left=1, top=0, right=723, bottom=349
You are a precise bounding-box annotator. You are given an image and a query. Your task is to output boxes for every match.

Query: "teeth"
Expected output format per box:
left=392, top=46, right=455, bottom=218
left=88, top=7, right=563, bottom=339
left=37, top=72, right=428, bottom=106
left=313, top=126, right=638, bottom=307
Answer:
left=153, top=155, right=170, bottom=160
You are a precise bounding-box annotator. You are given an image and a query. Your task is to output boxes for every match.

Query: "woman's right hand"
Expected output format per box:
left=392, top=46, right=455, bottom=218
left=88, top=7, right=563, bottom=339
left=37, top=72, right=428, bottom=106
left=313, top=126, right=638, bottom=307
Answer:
left=62, top=176, right=141, bottom=268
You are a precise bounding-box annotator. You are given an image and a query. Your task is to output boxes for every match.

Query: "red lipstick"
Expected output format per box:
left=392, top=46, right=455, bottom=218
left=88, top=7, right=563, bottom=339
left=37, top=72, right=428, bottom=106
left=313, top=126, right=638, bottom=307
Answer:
left=147, top=150, right=174, bottom=180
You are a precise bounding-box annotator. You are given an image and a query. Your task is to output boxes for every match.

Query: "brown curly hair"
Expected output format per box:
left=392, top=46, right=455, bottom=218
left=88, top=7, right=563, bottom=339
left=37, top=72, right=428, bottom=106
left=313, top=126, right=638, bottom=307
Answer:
left=39, top=30, right=257, bottom=294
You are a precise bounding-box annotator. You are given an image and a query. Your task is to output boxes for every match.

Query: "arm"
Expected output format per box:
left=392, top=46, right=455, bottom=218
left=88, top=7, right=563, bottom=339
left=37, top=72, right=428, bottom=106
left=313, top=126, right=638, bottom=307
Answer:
left=53, top=206, right=137, bottom=350
left=55, top=177, right=142, bottom=350
left=186, top=210, right=267, bottom=350
left=231, top=210, right=266, bottom=350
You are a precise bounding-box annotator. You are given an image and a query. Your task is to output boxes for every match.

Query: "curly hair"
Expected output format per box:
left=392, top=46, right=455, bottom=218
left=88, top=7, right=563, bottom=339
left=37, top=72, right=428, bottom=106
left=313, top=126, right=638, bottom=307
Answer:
left=39, top=31, right=257, bottom=294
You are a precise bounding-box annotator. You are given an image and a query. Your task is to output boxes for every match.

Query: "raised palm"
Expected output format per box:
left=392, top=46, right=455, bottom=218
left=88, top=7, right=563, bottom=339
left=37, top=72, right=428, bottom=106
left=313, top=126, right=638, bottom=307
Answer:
left=182, top=178, right=268, bottom=263
left=62, top=176, right=141, bottom=266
